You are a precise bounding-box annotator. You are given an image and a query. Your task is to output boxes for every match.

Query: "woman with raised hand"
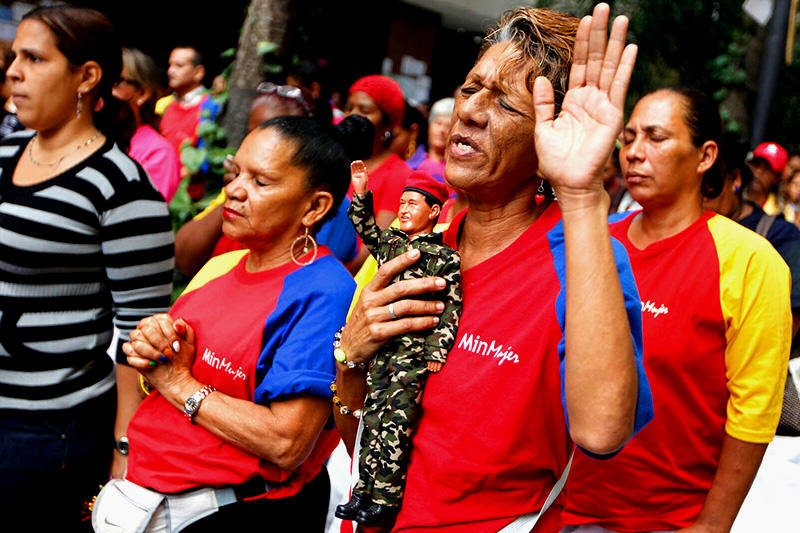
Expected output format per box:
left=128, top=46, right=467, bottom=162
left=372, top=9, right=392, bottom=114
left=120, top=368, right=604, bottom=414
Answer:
left=0, top=6, right=173, bottom=531
left=331, top=4, right=653, bottom=531
left=92, top=115, right=372, bottom=531
left=562, top=88, right=791, bottom=532
left=112, top=47, right=182, bottom=202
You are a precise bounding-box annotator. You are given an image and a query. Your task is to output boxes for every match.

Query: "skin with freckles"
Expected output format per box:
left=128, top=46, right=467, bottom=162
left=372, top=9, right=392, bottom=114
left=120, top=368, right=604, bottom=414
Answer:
left=445, top=43, right=538, bottom=199
left=621, top=91, right=715, bottom=212
left=222, top=128, right=323, bottom=257
left=621, top=90, right=718, bottom=248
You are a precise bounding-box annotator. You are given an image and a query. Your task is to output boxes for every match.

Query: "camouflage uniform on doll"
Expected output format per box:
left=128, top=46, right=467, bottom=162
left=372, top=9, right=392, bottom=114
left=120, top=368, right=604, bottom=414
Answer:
left=335, top=166, right=462, bottom=527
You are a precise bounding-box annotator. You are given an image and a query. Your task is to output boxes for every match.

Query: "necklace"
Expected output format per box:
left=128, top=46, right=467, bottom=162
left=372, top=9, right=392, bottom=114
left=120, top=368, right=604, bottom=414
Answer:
left=27, top=131, right=103, bottom=168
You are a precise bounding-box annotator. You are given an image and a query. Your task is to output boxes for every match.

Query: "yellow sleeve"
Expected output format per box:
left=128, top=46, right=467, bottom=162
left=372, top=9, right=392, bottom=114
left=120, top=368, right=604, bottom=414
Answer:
left=191, top=190, right=226, bottom=222
left=181, top=250, right=249, bottom=297
left=155, top=95, right=174, bottom=116
left=709, top=215, right=791, bottom=443
left=346, top=221, right=451, bottom=320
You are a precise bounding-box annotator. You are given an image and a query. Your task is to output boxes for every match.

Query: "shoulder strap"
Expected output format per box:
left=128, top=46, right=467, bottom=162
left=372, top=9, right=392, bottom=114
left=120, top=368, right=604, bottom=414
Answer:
left=755, top=214, right=778, bottom=237
left=497, top=449, right=575, bottom=532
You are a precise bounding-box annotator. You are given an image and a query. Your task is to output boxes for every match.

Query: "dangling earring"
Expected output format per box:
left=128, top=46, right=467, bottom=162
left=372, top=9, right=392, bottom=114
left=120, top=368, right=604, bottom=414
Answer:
left=76, top=91, right=83, bottom=118
left=290, top=226, right=318, bottom=266
left=405, top=138, right=417, bottom=160
left=383, top=130, right=392, bottom=146
left=535, top=181, right=546, bottom=205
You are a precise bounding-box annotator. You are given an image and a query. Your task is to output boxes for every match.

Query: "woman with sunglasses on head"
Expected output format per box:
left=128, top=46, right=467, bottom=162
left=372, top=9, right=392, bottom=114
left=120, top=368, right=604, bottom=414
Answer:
left=0, top=7, right=173, bottom=531
left=175, top=82, right=361, bottom=276
left=562, top=88, right=791, bottom=533
left=112, top=48, right=181, bottom=202
left=93, top=114, right=372, bottom=532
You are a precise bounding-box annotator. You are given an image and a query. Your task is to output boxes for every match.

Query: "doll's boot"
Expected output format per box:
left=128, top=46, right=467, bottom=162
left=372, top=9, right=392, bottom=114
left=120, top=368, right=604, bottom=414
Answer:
left=356, top=502, right=399, bottom=527
left=335, top=491, right=370, bottom=520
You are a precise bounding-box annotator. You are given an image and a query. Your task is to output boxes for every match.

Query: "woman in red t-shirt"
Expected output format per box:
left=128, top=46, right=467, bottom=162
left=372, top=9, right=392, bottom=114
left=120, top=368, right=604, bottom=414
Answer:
left=562, top=88, right=790, bottom=532
left=344, top=75, right=413, bottom=230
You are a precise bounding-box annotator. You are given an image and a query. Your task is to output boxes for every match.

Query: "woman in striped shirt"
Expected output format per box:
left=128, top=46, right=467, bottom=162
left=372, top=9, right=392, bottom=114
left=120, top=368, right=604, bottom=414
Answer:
left=0, top=7, right=173, bottom=531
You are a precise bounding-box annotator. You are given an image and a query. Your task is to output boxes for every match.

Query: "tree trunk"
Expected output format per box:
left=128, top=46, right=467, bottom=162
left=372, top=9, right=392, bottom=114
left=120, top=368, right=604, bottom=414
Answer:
left=222, top=0, right=291, bottom=148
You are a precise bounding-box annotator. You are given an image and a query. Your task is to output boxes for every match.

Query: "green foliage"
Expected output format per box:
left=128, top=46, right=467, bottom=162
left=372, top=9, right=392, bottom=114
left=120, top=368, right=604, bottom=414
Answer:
left=767, top=11, right=800, bottom=147
left=168, top=179, right=196, bottom=231
left=180, top=144, right=207, bottom=175
left=537, top=0, right=785, bottom=138
left=258, top=40, right=283, bottom=75
left=257, top=40, right=279, bottom=55
left=171, top=88, right=234, bottom=232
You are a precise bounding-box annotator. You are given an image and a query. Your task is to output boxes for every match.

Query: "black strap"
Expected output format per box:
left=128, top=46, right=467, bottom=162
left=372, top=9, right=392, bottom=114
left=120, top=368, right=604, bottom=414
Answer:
left=232, top=477, right=273, bottom=500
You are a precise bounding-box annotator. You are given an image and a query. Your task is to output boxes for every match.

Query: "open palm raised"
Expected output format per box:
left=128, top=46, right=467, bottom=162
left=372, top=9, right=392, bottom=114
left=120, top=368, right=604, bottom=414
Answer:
left=533, top=3, right=636, bottom=210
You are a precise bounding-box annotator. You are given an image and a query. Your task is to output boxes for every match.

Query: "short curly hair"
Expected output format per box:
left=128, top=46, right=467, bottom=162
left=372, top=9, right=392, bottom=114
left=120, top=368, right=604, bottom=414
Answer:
left=482, top=8, right=580, bottom=113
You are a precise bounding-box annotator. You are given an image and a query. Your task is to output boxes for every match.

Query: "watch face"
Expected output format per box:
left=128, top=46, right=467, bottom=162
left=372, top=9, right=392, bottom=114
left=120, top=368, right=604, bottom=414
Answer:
left=185, top=397, right=199, bottom=412
left=116, top=437, right=129, bottom=455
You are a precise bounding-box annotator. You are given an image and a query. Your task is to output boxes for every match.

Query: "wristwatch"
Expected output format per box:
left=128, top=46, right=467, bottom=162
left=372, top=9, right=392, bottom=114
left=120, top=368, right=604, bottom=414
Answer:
left=114, top=436, right=129, bottom=456
left=333, top=326, right=365, bottom=369
left=183, top=384, right=216, bottom=423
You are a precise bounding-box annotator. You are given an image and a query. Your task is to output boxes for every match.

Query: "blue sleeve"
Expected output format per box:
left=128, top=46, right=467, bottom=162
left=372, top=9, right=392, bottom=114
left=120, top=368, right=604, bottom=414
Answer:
left=317, top=198, right=359, bottom=263
left=253, top=257, right=356, bottom=403
left=547, top=220, right=654, bottom=459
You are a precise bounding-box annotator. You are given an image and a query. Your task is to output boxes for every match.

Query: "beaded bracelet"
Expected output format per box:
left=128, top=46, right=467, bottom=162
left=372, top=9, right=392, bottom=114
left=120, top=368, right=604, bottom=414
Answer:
left=333, top=326, right=367, bottom=369
left=330, top=380, right=362, bottom=418
left=139, top=374, right=155, bottom=396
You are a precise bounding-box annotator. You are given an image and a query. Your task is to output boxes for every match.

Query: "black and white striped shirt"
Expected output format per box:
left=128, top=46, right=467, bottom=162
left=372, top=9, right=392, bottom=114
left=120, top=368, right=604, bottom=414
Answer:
left=0, top=131, right=174, bottom=413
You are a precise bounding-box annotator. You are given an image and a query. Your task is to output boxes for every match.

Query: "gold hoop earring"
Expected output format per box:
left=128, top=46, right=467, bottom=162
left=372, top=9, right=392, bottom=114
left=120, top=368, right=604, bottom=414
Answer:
left=290, top=227, right=318, bottom=266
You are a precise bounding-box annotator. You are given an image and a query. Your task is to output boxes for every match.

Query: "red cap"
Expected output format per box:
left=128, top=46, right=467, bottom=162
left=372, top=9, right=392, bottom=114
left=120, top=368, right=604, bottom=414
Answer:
left=349, top=75, right=405, bottom=128
left=752, top=142, right=788, bottom=174
left=403, top=171, right=449, bottom=206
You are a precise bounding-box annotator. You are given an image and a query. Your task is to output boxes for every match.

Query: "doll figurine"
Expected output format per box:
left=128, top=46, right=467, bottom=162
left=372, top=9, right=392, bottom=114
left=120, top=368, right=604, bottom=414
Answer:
left=335, top=163, right=462, bottom=527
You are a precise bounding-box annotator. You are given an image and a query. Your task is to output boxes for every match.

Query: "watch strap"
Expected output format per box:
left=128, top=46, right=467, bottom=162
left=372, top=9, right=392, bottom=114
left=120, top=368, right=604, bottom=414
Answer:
left=184, top=384, right=216, bottom=423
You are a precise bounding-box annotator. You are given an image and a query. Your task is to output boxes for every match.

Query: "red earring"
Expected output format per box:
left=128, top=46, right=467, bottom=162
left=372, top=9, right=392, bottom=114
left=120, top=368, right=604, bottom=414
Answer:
left=534, top=181, right=546, bottom=205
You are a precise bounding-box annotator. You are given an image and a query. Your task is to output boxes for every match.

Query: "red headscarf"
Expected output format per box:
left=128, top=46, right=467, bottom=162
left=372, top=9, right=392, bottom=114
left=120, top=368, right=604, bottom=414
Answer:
left=349, top=75, right=405, bottom=128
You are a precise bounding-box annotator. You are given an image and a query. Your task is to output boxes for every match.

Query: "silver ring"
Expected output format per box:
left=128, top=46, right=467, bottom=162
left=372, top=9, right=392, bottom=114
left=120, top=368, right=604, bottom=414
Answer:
left=388, top=302, right=396, bottom=319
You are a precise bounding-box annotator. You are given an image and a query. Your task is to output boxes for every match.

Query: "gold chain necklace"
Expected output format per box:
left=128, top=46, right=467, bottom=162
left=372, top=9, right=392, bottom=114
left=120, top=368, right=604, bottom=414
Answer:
left=27, top=131, right=103, bottom=168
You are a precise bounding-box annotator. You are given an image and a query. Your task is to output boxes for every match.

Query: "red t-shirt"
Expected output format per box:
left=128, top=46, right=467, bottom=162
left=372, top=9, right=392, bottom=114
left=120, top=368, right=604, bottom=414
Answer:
left=562, top=211, right=790, bottom=531
left=160, top=95, right=205, bottom=153
left=383, top=207, right=652, bottom=532
left=126, top=250, right=355, bottom=498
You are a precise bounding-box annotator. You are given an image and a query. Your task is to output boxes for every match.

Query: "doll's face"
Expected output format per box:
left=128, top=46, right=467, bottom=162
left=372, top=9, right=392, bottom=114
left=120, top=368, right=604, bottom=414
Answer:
left=398, top=191, right=440, bottom=238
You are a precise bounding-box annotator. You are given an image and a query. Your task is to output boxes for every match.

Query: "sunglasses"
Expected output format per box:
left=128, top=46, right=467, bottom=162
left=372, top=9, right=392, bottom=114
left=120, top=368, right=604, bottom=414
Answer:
left=256, top=82, right=312, bottom=115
